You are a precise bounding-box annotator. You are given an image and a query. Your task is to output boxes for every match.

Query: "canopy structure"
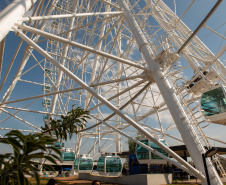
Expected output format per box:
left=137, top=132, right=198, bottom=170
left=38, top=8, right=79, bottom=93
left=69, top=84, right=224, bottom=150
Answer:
left=170, top=145, right=226, bottom=158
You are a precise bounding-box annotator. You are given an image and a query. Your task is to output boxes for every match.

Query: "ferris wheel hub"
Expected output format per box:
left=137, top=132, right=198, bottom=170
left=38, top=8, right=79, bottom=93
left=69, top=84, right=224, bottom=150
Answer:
left=154, top=50, right=180, bottom=72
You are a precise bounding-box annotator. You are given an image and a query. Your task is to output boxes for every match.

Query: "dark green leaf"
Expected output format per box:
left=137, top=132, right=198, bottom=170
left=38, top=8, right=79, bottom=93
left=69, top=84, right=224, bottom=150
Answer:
left=18, top=169, right=25, bottom=185
left=33, top=169, right=40, bottom=185
left=44, top=155, right=57, bottom=165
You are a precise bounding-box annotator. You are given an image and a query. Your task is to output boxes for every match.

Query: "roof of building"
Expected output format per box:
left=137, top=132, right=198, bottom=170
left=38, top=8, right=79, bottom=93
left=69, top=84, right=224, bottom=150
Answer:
left=118, top=145, right=226, bottom=158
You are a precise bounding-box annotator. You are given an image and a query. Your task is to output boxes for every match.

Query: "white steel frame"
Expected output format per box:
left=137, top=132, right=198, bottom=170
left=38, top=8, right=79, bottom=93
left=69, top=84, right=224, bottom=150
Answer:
left=0, top=0, right=225, bottom=184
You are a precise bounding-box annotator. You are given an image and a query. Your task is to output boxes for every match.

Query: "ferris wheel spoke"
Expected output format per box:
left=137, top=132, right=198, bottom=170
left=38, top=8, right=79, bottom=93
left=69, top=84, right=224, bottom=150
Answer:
left=36, top=14, right=121, bottom=44
left=0, top=127, right=40, bottom=133
left=204, top=25, right=226, bottom=40
left=16, top=24, right=146, bottom=70
left=83, top=9, right=123, bottom=109
left=0, top=14, right=56, bottom=112
left=0, top=39, right=23, bottom=93
left=28, top=54, right=57, bottom=87
left=3, top=106, right=62, bottom=117
left=0, top=0, right=225, bottom=181
left=99, top=0, right=121, bottom=10
left=0, top=98, right=41, bottom=124
left=137, top=120, right=183, bottom=143
left=1, top=109, right=42, bottom=131
left=20, top=12, right=124, bottom=23
left=88, top=79, right=148, bottom=112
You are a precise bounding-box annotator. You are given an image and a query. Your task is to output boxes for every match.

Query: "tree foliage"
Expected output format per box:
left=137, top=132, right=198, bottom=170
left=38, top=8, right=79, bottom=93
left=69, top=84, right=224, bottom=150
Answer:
left=41, top=106, right=90, bottom=141
left=128, top=139, right=136, bottom=153
left=0, top=106, right=90, bottom=185
left=0, top=131, right=61, bottom=185
left=128, top=136, right=141, bottom=153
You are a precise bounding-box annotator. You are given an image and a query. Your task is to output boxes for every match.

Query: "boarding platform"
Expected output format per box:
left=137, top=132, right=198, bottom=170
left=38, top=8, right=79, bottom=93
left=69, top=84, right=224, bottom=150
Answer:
left=78, top=173, right=172, bottom=185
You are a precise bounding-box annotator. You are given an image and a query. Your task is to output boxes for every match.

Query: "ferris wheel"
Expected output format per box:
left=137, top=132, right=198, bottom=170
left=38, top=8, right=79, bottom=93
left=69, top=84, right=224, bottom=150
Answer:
left=0, top=0, right=225, bottom=184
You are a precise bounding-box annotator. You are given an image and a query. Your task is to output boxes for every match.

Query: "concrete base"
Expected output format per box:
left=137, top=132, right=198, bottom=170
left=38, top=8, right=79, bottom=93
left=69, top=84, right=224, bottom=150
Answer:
left=79, top=173, right=172, bottom=185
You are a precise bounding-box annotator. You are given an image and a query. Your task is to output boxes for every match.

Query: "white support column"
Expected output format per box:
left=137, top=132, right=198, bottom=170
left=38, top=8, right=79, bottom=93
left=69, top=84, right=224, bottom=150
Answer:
left=72, top=132, right=82, bottom=174
left=0, top=0, right=37, bottom=42
left=117, top=1, right=222, bottom=185
left=19, top=11, right=123, bottom=22
left=75, top=133, right=82, bottom=158
left=116, top=20, right=122, bottom=153
left=98, top=123, right=101, bottom=153
left=14, top=27, right=205, bottom=180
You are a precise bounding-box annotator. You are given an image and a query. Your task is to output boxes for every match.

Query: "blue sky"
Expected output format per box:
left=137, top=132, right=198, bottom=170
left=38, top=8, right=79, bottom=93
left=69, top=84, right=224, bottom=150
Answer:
left=0, top=0, right=225, bottom=157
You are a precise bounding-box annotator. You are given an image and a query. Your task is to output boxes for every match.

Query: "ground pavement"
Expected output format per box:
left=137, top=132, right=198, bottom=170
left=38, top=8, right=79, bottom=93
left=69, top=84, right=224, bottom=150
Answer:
left=50, top=176, right=226, bottom=185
